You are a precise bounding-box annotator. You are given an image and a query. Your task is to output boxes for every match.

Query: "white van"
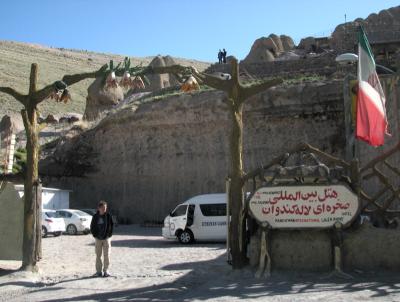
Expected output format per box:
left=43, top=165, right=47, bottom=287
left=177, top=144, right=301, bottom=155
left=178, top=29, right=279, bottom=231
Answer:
left=162, top=194, right=227, bottom=244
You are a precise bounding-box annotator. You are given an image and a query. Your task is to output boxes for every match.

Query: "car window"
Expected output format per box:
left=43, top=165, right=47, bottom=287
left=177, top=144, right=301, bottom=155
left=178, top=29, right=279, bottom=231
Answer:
left=58, top=211, right=72, bottom=218
left=199, top=204, right=226, bottom=216
left=45, top=212, right=61, bottom=218
left=170, top=205, right=188, bottom=217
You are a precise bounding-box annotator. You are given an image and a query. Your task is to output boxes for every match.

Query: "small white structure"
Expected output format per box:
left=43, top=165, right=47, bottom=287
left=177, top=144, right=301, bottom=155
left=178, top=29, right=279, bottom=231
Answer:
left=14, top=185, right=71, bottom=209
left=0, top=183, right=71, bottom=260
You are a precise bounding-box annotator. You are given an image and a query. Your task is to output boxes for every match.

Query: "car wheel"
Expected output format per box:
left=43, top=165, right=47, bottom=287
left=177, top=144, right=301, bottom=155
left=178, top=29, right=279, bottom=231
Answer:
left=66, top=224, right=78, bottom=235
left=42, top=226, right=48, bottom=238
left=178, top=229, right=194, bottom=244
left=54, top=231, right=62, bottom=237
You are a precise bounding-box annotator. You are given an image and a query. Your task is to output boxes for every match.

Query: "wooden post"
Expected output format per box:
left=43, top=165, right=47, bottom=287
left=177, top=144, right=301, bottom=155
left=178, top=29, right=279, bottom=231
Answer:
left=255, top=223, right=271, bottom=278
left=34, top=181, right=42, bottom=262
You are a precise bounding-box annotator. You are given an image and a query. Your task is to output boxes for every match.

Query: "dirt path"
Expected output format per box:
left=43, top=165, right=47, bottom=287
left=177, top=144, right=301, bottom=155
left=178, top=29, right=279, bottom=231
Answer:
left=1, top=225, right=400, bottom=301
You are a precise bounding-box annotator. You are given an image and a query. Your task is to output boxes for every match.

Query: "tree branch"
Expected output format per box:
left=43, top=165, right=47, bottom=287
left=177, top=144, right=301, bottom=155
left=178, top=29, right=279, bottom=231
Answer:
left=240, top=78, right=283, bottom=100
left=0, top=87, right=27, bottom=105
left=33, top=64, right=108, bottom=104
left=197, top=73, right=232, bottom=92
left=142, top=65, right=192, bottom=76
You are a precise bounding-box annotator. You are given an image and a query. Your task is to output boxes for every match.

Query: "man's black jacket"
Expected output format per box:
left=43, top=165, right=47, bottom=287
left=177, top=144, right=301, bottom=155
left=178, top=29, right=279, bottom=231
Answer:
left=90, top=212, right=114, bottom=240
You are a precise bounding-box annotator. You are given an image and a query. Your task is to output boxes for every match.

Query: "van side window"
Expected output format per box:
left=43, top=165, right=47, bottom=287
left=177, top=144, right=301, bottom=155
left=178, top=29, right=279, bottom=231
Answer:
left=199, top=204, right=226, bottom=216
left=170, top=205, right=188, bottom=217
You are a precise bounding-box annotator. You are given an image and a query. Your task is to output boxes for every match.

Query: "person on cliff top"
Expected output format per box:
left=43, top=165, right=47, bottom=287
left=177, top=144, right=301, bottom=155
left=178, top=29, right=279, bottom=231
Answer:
left=90, top=200, right=114, bottom=277
left=222, top=48, right=227, bottom=63
left=218, top=49, right=223, bottom=64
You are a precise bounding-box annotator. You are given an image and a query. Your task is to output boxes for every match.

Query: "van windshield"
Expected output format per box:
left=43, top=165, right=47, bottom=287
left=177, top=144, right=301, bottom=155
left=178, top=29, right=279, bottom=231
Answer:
left=170, top=205, right=188, bottom=217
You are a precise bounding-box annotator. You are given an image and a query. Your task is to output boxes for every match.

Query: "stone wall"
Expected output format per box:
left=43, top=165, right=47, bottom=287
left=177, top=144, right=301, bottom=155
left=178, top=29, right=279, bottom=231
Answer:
left=41, top=76, right=400, bottom=224
left=249, top=224, right=400, bottom=272
left=205, top=56, right=354, bottom=80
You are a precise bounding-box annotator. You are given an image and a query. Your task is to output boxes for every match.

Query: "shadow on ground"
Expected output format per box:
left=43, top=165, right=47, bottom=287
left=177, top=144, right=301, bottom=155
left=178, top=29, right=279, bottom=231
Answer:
left=0, top=269, right=18, bottom=278
left=107, top=238, right=226, bottom=249
left=113, top=225, right=162, bottom=237
left=16, top=255, right=400, bottom=302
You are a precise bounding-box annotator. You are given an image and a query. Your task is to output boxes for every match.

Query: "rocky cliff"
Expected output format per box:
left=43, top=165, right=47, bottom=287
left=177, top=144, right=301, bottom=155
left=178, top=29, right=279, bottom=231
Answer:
left=40, top=80, right=346, bottom=223
left=330, top=5, right=400, bottom=52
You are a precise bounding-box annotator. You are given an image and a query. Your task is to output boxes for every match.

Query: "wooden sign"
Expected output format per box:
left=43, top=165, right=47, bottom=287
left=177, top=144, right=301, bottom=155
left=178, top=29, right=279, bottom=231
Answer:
left=248, top=185, right=359, bottom=229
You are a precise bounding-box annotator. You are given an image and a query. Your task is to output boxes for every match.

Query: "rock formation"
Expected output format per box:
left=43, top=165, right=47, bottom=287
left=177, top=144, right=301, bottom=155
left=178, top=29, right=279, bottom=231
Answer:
left=83, top=55, right=181, bottom=121
left=243, top=37, right=277, bottom=63
left=330, top=5, right=400, bottom=52
left=298, top=36, right=317, bottom=52
left=0, top=114, right=24, bottom=136
left=145, top=55, right=180, bottom=91
left=242, top=34, right=295, bottom=64
left=268, top=34, right=284, bottom=53
left=83, top=77, right=125, bottom=121
left=280, top=35, right=295, bottom=51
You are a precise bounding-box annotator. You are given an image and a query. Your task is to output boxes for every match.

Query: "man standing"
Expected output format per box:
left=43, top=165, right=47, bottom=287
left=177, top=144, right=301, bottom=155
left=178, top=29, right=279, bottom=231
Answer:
left=218, top=49, right=222, bottom=64
left=222, top=48, right=227, bottom=63
left=90, top=201, right=114, bottom=277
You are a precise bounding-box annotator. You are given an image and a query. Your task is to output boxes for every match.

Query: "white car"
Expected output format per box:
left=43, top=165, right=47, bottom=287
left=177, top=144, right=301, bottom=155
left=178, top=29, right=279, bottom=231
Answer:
left=42, top=210, right=66, bottom=238
left=56, top=209, right=93, bottom=235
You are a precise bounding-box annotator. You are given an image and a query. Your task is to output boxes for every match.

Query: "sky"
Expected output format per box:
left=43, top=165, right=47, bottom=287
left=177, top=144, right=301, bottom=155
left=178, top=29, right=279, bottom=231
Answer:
left=0, top=0, right=398, bottom=62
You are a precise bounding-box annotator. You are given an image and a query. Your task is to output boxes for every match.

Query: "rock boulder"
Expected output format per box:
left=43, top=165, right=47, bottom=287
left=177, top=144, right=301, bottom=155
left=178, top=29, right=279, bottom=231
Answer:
left=298, top=36, right=317, bottom=52
left=330, top=5, right=400, bottom=52
left=83, top=77, right=125, bottom=121
left=145, top=55, right=180, bottom=92
left=280, top=35, right=295, bottom=51
left=243, top=37, right=278, bottom=63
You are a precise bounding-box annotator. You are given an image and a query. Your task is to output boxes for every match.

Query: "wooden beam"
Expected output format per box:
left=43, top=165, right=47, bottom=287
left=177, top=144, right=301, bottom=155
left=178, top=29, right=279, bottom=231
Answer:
left=0, top=87, right=27, bottom=105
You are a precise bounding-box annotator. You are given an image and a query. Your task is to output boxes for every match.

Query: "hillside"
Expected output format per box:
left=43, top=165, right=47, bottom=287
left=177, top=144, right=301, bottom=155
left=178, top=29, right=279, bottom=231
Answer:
left=0, top=40, right=210, bottom=117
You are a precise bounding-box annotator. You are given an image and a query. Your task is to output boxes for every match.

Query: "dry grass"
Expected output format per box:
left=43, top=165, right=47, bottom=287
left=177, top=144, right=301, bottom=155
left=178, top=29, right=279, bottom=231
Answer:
left=0, top=40, right=210, bottom=117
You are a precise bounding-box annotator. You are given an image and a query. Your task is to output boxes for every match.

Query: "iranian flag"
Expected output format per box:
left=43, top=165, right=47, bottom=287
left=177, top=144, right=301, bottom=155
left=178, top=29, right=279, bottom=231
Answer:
left=356, top=26, right=389, bottom=146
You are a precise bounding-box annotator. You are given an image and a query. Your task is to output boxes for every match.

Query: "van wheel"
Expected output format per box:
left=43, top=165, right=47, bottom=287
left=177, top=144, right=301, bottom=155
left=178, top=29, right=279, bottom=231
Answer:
left=178, top=230, right=194, bottom=244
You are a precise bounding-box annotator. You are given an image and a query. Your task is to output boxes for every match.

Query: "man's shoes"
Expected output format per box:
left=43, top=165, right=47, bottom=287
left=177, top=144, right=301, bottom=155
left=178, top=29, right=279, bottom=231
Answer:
left=103, top=272, right=111, bottom=277
left=93, top=272, right=102, bottom=277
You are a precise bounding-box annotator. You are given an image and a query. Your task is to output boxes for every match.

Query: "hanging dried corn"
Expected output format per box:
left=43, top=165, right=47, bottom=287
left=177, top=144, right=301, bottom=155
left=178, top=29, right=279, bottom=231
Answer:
left=181, top=75, right=200, bottom=92
left=49, top=80, right=68, bottom=102
left=106, top=71, right=118, bottom=88
left=49, top=90, right=60, bottom=101
left=133, top=76, right=145, bottom=90
left=120, top=71, right=132, bottom=88
left=59, top=88, right=71, bottom=103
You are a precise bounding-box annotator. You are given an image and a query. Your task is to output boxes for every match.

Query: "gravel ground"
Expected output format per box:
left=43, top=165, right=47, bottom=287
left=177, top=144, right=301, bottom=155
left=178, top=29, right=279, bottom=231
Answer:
left=1, top=225, right=400, bottom=301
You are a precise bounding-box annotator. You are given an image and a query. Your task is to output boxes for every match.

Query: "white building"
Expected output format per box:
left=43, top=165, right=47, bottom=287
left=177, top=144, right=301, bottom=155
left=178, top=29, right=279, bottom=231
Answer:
left=14, top=185, right=71, bottom=209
